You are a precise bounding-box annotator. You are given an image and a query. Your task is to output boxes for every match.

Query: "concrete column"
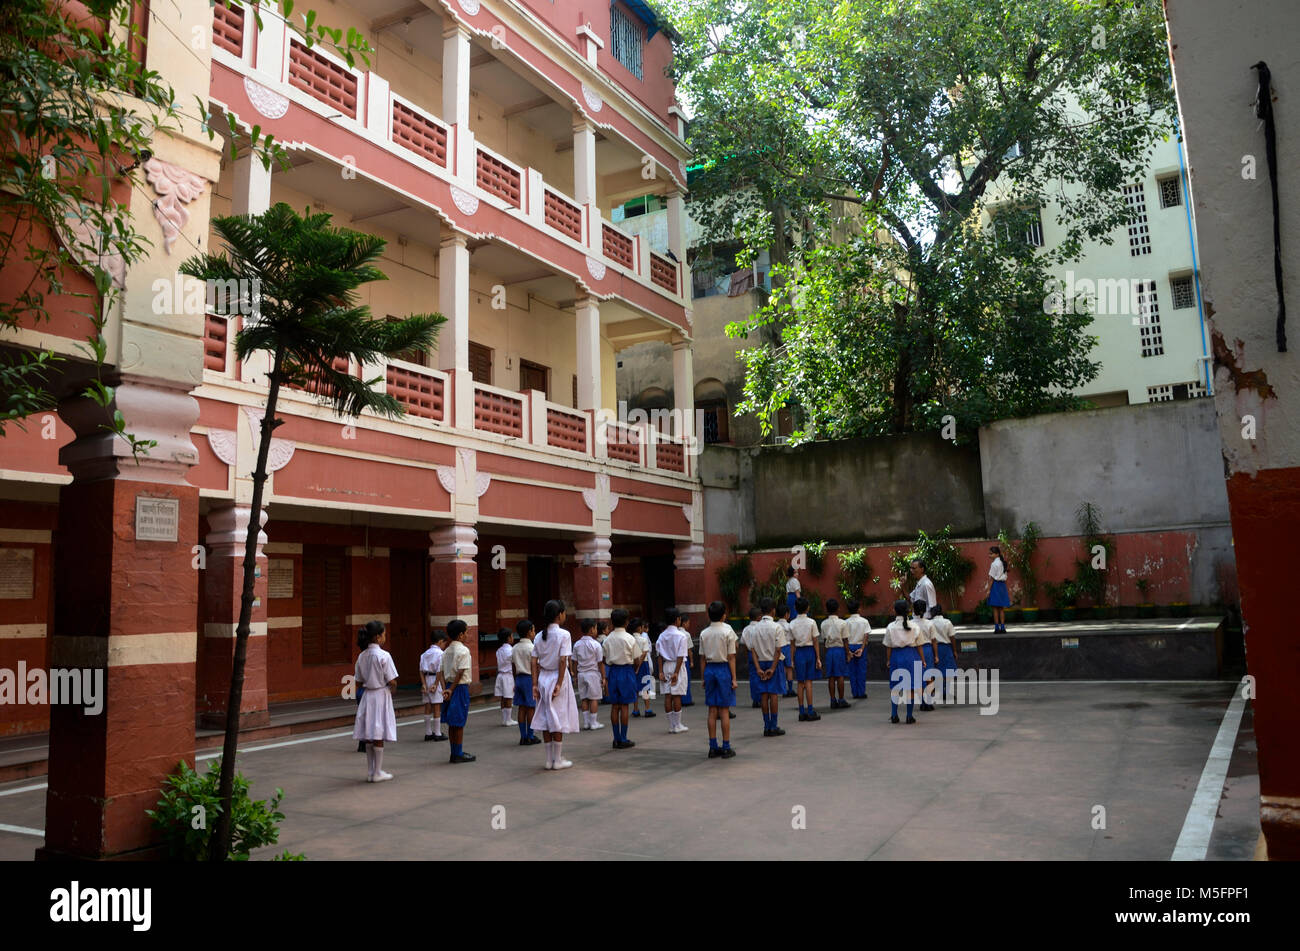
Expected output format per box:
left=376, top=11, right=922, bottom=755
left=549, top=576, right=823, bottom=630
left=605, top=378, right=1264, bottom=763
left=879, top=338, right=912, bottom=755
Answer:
left=671, top=337, right=694, bottom=444
left=444, top=23, right=472, bottom=180
left=197, top=503, right=270, bottom=730
left=573, top=536, right=613, bottom=622
left=665, top=188, right=686, bottom=261
left=573, top=119, right=597, bottom=208
left=672, top=541, right=707, bottom=635
left=42, top=377, right=200, bottom=859
left=429, top=523, right=480, bottom=689
left=231, top=154, right=271, bottom=217
left=439, top=233, right=473, bottom=428
left=575, top=296, right=601, bottom=411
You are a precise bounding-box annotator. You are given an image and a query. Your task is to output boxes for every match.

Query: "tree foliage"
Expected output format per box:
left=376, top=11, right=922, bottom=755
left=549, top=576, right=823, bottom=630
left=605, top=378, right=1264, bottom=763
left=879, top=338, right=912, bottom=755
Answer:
left=666, top=0, right=1176, bottom=441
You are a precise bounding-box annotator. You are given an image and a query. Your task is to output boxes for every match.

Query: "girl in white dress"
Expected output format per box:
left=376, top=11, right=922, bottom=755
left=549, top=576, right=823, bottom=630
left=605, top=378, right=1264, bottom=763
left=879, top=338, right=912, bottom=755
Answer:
left=352, top=621, right=398, bottom=782
left=531, top=599, right=580, bottom=770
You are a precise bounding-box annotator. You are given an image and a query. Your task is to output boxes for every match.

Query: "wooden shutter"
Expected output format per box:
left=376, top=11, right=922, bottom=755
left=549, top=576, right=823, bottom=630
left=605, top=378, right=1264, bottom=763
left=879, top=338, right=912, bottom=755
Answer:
left=468, top=342, right=493, bottom=384
left=302, top=546, right=349, bottom=666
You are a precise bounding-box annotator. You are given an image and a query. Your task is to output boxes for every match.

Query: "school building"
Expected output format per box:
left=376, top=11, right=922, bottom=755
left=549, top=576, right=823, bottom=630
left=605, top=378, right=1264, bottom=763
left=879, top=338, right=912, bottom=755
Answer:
left=0, top=0, right=702, bottom=857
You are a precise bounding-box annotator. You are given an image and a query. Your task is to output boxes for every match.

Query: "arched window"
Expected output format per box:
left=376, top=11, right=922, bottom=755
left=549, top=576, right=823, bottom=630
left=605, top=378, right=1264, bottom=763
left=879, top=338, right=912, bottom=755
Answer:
left=694, top=378, right=729, bottom=444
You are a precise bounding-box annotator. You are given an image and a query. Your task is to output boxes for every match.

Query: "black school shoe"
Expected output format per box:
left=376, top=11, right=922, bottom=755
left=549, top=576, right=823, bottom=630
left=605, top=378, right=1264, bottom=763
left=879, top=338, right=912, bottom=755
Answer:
left=720, top=747, right=736, bottom=758
left=617, top=739, right=636, bottom=749
left=890, top=715, right=900, bottom=723
left=763, top=727, right=786, bottom=736
left=643, top=710, right=657, bottom=718
left=729, top=710, right=738, bottom=718
left=431, top=733, right=448, bottom=741
left=806, top=710, right=821, bottom=721
left=708, top=747, right=723, bottom=758
left=905, top=716, right=917, bottom=724
left=526, top=735, right=543, bottom=745
left=919, top=703, right=935, bottom=711
left=450, top=752, right=477, bottom=763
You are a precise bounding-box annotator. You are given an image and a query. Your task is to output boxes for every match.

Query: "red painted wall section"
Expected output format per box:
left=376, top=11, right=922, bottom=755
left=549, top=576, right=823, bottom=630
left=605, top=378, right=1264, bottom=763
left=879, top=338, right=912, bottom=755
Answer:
left=609, top=474, right=691, bottom=503
left=611, top=496, right=689, bottom=536
left=272, top=448, right=451, bottom=514
left=478, top=480, right=590, bottom=526
left=0, top=411, right=74, bottom=478
left=0, top=501, right=56, bottom=736
left=478, top=451, right=595, bottom=488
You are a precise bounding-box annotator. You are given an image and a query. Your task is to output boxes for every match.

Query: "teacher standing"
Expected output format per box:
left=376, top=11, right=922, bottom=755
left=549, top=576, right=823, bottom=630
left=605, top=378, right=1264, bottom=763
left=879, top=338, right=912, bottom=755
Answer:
left=908, top=560, right=937, bottom=619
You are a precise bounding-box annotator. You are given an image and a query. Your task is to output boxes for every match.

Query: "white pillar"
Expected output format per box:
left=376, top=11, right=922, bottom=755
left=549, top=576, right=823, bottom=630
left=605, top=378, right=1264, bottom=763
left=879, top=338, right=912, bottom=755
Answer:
left=666, top=188, right=686, bottom=261
left=231, top=154, right=271, bottom=216
left=444, top=23, right=473, bottom=180
left=575, top=296, right=601, bottom=411
left=672, top=338, right=694, bottom=443
left=440, top=234, right=473, bottom=428
left=573, top=120, right=597, bottom=207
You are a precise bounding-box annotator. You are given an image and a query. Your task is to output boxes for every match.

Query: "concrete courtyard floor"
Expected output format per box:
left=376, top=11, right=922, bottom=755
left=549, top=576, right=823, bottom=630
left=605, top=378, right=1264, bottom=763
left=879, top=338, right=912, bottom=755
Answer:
left=0, top=680, right=1258, bottom=861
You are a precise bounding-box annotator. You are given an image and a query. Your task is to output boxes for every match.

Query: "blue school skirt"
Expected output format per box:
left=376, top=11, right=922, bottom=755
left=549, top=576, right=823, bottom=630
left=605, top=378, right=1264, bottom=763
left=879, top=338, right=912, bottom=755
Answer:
left=920, top=643, right=934, bottom=669
left=847, top=646, right=868, bottom=696
left=513, top=673, right=535, bottom=708
left=936, top=642, right=958, bottom=677
left=824, top=645, right=849, bottom=678
left=888, top=646, right=923, bottom=695
left=786, top=592, right=798, bottom=620
left=636, top=660, right=653, bottom=697
left=989, top=579, right=1011, bottom=608
left=794, top=645, right=819, bottom=681
left=607, top=664, right=638, bottom=704
left=747, top=659, right=761, bottom=701
left=703, top=662, right=736, bottom=708
left=683, top=670, right=694, bottom=705
left=758, top=660, right=784, bottom=695
left=445, top=683, right=470, bottom=727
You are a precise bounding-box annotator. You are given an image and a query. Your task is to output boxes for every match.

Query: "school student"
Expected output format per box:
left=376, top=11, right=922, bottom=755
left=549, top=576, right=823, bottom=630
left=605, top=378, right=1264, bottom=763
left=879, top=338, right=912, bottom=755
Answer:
left=785, top=566, right=801, bottom=626
left=740, top=606, right=763, bottom=708
left=532, top=600, right=580, bottom=770
left=603, top=608, right=639, bottom=750
left=789, top=597, right=823, bottom=721
left=752, top=598, right=786, bottom=736
left=681, top=617, right=696, bottom=707
left=700, top=601, right=738, bottom=759
left=987, top=546, right=1011, bottom=632
left=494, top=628, right=517, bottom=727
left=820, top=598, right=850, bottom=708
left=512, top=619, right=542, bottom=745
left=912, top=599, right=939, bottom=711
left=573, top=619, right=605, bottom=730
left=419, top=631, right=449, bottom=742
left=657, top=607, right=691, bottom=734
left=883, top=599, right=923, bottom=724
left=442, top=619, right=476, bottom=763
left=930, top=604, right=959, bottom=701
left=353, top=620, right=398, bottom=782
left=776, top=601, right=796, bottom=698
left=596, top=620, right=611, bottom=705
left=630, top=616, right=656, bottom=718
left=843, top=600, right=871, bottom=700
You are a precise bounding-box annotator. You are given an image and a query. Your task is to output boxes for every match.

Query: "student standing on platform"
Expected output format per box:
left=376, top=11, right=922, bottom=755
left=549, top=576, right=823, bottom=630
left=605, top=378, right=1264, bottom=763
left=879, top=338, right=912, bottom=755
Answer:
left=909, top=560, right=938, bottom=618
left=930, top=604, right=959, bottom=701
left=776, top=601, right=796, bottom=698
left=820, top=598, right=849, bottom=708
left=785, top=566, right=802, bottom=627
left=419, top=631, right=448, bottom=743
left=752, top=598, right=786, bottom=737
left=630, top=617, right=657, bottom=719
left=657, top=607, right=691, bottom=733
left=442, top=619, right=476, bottom=763
left=700, top=601, right=738, bottom=759
left=573, top=619, right=605, bottom=731
left=532, top=600, right=580, bottom=770
left=987, top=546, right=1011, bottom=632
left=883, top=600, right=922, bottom=724
left=602, top=609, right=639, bottom=750
left=912, top=600, right=939, bottom=711
left=789, top=597, right=823, bottom=721
left=843, top=601, right=871, bottom=700
left=512, top=619, right=542, bottom=745
left=354, top=621, right=398, bottom=782
left=494, top=628, right=517, bottom=727
left=741, top=606, right=763, bottom=708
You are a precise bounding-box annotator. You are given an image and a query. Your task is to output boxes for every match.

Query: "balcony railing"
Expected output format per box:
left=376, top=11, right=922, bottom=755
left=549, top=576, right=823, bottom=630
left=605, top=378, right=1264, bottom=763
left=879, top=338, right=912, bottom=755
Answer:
left=650, top=253, right=678, bottom=294
left=386, top=361, right=446, bottom=422
left=392, top=99, right=448, bottom=167
left=602, top=224, right=634, bottom=269
left=213, top=1, right=244, bottom=58
left=473, top=382, right=525, bottom=437
left=605, top=421, right=643, bottom=465
left=545, top=189, right=583, bottom=242
left=546, top=405, right=587, bottom=452
left=476, top=146, right=522, bottom=208
left=288, top=40, right=358, bottom=119
left=203, top=314, right=228, bottom=372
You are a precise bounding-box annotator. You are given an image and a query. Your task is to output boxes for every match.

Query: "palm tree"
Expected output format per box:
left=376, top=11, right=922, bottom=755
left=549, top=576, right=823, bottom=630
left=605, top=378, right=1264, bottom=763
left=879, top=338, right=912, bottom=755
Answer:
left=181, top=202, right=444, bottom=860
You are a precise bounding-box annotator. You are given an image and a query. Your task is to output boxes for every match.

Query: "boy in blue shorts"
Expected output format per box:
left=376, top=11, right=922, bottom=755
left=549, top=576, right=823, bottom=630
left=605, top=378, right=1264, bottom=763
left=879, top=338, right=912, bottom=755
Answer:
left=699, top=600, right=738, bottom=758
left=512, top=619, right=542, bottom=745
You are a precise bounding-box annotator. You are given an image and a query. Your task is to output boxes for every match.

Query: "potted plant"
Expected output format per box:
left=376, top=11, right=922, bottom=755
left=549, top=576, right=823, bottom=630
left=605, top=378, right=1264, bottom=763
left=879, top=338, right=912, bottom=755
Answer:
left=1169, top=593, right=1190, bottom=618
left=803, top=540, right=829, bottom=578
left=1046, top=580, right=1078, bottom=621
left=716, top=552, right=755, bottom=617
left=1135, top=578, right=1156, bottom=618
left=975, top=598, right=993, bottom=625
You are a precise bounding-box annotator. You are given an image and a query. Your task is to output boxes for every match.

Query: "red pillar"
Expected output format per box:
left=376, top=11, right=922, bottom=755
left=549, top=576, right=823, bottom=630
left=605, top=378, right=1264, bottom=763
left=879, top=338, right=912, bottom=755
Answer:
left=197, top=504, right=270, bottom=730
left=430, top=523, right=479, bottom=689
left=41, top=379, right=200, bottom=859
left=673, top=541, right=707, bottom=631
left=573, top=535, right=613, bottom=626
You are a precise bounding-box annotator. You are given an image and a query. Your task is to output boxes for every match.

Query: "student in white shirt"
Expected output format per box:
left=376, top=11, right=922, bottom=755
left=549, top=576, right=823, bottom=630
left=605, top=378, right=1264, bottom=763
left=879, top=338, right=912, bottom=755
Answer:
left=785, top=566, right=802, bottom=626
left=820, top=598, right=850, bottom=708
left=883, top=599, right=924, bottom=724
left=909, top=559, right=938, bottom=618
left=512, top=620, right=542, bottom=745
left=842, top=600, right=872, bottom=700
left=630, top=617, right=657, bottom=719
left=419, top=631, right=448, bottom=743
left=353, top=621, right=398, bottom=782
left=775, top=601, right=796, bottom=698
left=987, top=546, right=1011, bottom=632
left=596, top=620, right=611, bottom=705
left=911, top=600, right=940, bottom=712
left=602, top=609, right=639, bottom=749
left=442, top=619, right=476, bottom=764
left=532, top=600, right=580, bottom=770
left=789, top=597, right=823, bottom=721
left=572, top=619, right=605, bottom=731
left=657, top=608, right=691, bottom=734
left=751, top=598, right=786, bottom=736
left=493, top=629, right=518, bottom=727
left=930, top=603, right=959, bottom=702
left=740, top=606, right=763, bottom=708
left=699, top=601, right=738, bottom=759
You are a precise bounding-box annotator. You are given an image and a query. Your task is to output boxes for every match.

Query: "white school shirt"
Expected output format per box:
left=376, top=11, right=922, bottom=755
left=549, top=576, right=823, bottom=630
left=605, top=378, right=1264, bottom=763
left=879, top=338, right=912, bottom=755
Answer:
left=930, top=616, right=956, bottom=645
left=789, top=614, right=818, bottom=647
left=512, top=636, right=534, bottom=675
left=910, top=575, right=938, bottom=618
left=418, top=644, right=444, bottom=687
left=700, top=621, right=738, bottom=663
left=356, top=643, right=398, bottom=690
left=820, top=614, right=846, bottom=647
left=776, top=618, right=791, bottom=650
left=443, top=640, right=472, bottom=688
left=573, top=635, right=604, bottom=672
left=843, top=614, right=872, bottom=647
left=786, top=576, right=801, bottom=595
left=912, top=616, right=937, bottom=646
left=739, top=621, right=756, bottom=649
left=884, top=619, right=924, bottom=649
left=634, top=632, right=653, bottom=666
left=495, top=642, right=513, bottom=675
left=748, top=617, right=780, bottom=663
left=656, top=625, right=689, bottom=669
left=533, top=625, right=572, bottom=672
left=603, top=628, right=638, bottom=666
left=989, top=558, right=1008, bottom=582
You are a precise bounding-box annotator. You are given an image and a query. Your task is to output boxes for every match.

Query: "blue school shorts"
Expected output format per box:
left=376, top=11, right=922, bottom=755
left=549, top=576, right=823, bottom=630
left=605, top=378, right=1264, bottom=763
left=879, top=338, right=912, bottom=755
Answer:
left=936, top=642, right=958, bottom=675
left=513, top=673, right=535, bottom=708
left=444, top=683, right=470, bottom=727
left=758, top=660, right=784, bottom=695
left=824, top=645, right=849, bottom=677
left=607, top=664, right=638, bottom=705
left=703, top=661, right=735, bottom=708
left=920, top=643, right=935, bottom=669
left=794, top=645, right=819, bottom=681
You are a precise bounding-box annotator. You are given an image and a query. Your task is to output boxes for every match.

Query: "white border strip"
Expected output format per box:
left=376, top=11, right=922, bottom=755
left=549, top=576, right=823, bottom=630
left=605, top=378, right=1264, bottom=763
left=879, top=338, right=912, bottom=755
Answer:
left=1171, top=687, right=1247, bottom=860
left=0, top=821, right=43, bottom=837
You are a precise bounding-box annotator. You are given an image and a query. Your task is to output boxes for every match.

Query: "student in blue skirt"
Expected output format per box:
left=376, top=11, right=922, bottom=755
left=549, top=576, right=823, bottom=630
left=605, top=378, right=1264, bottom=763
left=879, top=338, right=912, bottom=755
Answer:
left=699, top=601, right=738, bottom=758
left=752, top=598, right=786, bottom=737
left=740, top=606, right=763, bottom=708
left=987, top=546, right=1011, bottom=632
left=512, top=619, right=542, bottom=745
left=789, top=597, right=823, bottom=721
left=930, top=604, right=959, bottom=701
left=776, top=601, right=796, bottom=698
left=843, top=600, right=871, bottom=700
left=912, top=600, right=939, bottom=711
left=785, top=566, right=801, bottom=624
left=442, top=619, right=476, bottom=763
left=630, top=617, right=657, bottom=719
left=602, top=609, right=639, bottom=750
left=820, top=598, right=850, bottom=708
left=883, top=599, right=923, bottom=724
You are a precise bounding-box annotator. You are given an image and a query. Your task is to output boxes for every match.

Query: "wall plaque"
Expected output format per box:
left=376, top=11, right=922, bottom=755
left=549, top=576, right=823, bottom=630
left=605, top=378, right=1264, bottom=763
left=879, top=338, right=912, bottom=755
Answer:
left=268, top=559, right=295, bottom=599
left=135, top=497, right=180, bottom=542
left=0, top=548, right=35, bottom=599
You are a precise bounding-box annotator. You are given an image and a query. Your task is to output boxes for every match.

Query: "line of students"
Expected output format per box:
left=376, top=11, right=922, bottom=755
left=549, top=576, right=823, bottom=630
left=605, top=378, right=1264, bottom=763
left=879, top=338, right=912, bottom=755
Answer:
left=352, top=594, right=962, bottom=782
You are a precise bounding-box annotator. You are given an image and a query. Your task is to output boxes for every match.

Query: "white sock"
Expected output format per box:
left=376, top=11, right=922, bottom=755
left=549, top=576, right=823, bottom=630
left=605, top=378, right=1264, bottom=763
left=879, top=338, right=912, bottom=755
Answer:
left=424, top=714, right=432, bottom=735
left=365, top=742, right=375, bottom=777
left=668, top=711, right=678, bottom=730
left=545, top=741, right=555, bottom=768
left=554, top=740, right=564, bottom=763
left=432, top=716, right=441, bottom=736
left=501, top=707, right=509, bottom=726
left=374, top=746, right=384, bottom=774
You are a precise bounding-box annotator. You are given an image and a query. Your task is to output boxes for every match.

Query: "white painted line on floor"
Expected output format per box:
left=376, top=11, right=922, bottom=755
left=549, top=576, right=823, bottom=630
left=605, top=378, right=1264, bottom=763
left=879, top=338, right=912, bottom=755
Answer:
left=0, top=782, right=47, bottom=799
left=1171, top=687, right=1247, bottom=861
left=0, top=822, right=43, bottom=838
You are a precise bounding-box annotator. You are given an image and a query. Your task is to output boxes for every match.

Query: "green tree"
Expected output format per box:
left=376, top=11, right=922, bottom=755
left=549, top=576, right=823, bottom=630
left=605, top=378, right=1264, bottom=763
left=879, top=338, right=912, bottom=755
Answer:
left=181, top=203, right=443, bottom=860
left=666, top=0, right=1175, bottom=441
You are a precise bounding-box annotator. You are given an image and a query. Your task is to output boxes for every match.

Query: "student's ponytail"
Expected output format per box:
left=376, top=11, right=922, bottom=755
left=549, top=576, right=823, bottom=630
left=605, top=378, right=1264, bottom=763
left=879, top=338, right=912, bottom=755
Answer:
left=542, top=599, right=564, bottom=639
left=893, top=599, right=910, bottom=631
left=357, top=619, right=385, bottom=650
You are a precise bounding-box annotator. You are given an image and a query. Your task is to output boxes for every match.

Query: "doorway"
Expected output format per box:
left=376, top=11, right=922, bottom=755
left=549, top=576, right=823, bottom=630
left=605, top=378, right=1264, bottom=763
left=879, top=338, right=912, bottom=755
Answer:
left=388, top=549, right=428, bottom=686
